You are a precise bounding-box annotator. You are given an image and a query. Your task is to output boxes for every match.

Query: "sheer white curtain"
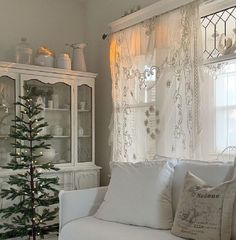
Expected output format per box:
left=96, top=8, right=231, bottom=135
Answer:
left=109, top=1, right=202, bottom=162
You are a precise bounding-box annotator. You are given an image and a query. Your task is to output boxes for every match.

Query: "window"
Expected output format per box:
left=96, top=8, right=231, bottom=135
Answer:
left=215, top=62, right=236, bottom=151
left=201, top=5, right=236, bottom=60
left=201, top=5, right=236, bottom=153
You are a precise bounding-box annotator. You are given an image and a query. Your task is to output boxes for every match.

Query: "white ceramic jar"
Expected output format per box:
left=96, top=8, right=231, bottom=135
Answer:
left=57, top=53, right=71, bottom=70
left=34, top=47, right=55, bottom=67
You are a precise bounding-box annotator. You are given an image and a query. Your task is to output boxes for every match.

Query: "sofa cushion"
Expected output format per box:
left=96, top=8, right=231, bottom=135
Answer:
left=171, top=171, right=236, bottom=240
left=172, top=160, right=236, bottom=240
left=172, top=160, right=233, bottom=212
left=60, top=216, right=183, bottom=240
left=95, top=160, right=176, bottom=229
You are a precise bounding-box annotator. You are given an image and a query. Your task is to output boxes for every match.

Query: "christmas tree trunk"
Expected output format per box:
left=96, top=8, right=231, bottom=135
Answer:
left=0, top=87, right=59, bottom=239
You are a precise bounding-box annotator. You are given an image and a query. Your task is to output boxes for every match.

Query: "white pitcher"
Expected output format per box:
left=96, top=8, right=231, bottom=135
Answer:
left=71, top=43, right=87, bottom=71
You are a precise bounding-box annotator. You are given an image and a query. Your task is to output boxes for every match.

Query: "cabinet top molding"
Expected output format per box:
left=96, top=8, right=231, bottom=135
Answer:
left=0, top=61, right=97, bottom=78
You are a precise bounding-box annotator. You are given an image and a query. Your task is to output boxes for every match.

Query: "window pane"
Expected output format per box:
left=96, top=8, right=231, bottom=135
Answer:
left=25, top=80, right=72, bottom=164
left=228, top=109, right=236, bottom=146
left=215, top=74, right=227, bottom=107
left=215, top=109, right=228, bottom=151
left=228, top=73, right=236, bottom=106
left=216, top=108, right=236, bottom=151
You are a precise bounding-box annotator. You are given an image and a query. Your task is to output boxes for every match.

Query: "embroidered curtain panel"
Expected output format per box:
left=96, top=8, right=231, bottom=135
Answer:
left=109, top=2, right=202, bottom=162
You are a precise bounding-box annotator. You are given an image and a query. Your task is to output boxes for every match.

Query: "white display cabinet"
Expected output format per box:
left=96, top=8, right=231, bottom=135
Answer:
left=0, top=62, right=100, bottom=195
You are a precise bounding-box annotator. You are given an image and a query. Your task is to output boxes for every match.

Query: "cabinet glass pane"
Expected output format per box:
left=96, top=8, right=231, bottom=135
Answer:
left=0, top=76, right=16, bottom=167
left=78, top=85, right=92, bottom=163
left=25, top=80, right=71, bottom=164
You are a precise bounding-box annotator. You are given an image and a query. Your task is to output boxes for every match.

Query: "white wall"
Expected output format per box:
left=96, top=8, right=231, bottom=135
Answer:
left=0, top=0, right=85, bottom=61
left=84, top=0, right=158, bottom=185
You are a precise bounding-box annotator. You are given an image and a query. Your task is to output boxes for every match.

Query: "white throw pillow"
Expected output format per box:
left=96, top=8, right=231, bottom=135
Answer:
left=171, top=171, right=236, bottom=240
left=95, top=160, right=177, bottom=229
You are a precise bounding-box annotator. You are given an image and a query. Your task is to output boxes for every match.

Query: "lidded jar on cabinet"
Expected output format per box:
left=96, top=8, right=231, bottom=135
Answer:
left=15, top=37, right=33, bottom=65
left=56, top=53, right=71, bottom=70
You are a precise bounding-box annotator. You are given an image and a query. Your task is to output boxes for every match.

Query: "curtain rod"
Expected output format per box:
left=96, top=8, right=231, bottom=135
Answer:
left=102, top=0, right=196, bottom=40
left=102, top=0, right=234, bottom=40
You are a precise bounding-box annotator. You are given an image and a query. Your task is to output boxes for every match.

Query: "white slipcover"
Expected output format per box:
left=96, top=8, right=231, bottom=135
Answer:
left=60, top=216, right=183, bottom=240
left=59, top=160, right=236, bottom=240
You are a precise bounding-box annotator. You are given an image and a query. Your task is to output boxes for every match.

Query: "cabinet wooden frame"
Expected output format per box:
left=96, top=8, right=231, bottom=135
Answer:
left=0, top=61, right=100, bottom=190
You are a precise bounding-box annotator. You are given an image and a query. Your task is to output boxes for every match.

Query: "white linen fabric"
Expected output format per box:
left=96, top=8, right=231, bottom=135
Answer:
left=95, top=160, right=176, bottom=229
left=171, top=171, right=236, bottom=240
left=109, top=1, right=202, bottom=162
left=172, top=160, right=234, bottom=213
left=60, top=216, right=183, bottom=240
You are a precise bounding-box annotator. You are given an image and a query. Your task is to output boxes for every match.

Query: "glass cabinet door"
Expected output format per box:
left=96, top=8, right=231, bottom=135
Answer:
left=0, top=76, right=16, bottom=167
left=24, top=79, right=72, bottom=164
left=77, top=85, right=92, bottom=163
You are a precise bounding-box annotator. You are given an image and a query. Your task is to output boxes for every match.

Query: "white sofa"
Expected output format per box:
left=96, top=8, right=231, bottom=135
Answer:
left=59, top=160, right=236, bottom=240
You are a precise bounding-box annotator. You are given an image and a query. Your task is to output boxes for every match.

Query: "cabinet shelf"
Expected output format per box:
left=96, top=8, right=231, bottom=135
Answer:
left=0, top=135, right=10, bottom=139
left=78, top=135, right=91, bottom=138
left=52, top=135, right=70, bottom=138
left=0, top=107, right=14, bottom=113
left=78, top=109, right=91, bottom=113
left=44, top=108, right=70, bottom=112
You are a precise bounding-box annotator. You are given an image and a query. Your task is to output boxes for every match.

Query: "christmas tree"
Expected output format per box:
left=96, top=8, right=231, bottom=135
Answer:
left=0, top=87, right=59, bottom=239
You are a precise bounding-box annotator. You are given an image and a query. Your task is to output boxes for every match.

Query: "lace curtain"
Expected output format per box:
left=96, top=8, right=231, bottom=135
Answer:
left=109, top=1, right=202, bottom=162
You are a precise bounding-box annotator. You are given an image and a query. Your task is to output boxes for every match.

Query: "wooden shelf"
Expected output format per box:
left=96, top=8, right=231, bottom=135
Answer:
left=78, top=135, right=91, bottom=138
left=78, top=109, right=91, bottom=113
left=0, top=135, right=9, bottom=139
left=0, top=106, right=14, bottom=113
left=44, top=108, right=70, bottom=112
left=0, top=61, right=97, bottom=78
left=52, top=135, right=70, bottom=138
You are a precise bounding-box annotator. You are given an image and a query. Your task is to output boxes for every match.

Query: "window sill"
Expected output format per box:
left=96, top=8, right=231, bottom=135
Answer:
left=204, top=53, right=236, bottom=65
